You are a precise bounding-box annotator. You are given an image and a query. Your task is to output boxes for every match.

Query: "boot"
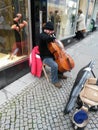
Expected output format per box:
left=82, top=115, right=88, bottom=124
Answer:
left=53, top=82, right=62, bottom=88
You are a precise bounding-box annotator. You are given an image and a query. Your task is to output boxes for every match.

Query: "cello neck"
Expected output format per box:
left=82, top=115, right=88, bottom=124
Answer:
left=55, top=39, right=65, bottom=49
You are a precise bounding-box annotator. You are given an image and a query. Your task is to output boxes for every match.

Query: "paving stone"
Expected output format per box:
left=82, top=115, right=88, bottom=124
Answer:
left=0, top=76, right=98, bottom=130
left=28, top=123, right=33, bottom=129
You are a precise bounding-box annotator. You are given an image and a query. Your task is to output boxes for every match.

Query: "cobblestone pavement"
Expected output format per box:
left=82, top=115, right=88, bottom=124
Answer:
left=0, top=76, right=98, bottom=130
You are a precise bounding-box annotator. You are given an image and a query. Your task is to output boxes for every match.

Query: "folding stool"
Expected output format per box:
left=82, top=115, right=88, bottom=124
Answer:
left=42, top=63, right=50, bottom=82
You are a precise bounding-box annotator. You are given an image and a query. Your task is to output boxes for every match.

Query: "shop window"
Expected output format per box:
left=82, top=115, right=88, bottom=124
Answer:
left=96, top=12, right=98, bottom=25
left=86, top=0, right=95, bottom=30
left=47, top=0, right=78, bottom=40
left=0, top=0, right=30, bottom=70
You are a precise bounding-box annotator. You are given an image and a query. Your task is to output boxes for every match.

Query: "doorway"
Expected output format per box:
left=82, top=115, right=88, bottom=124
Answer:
left=31, top=0, right=47, bottom=46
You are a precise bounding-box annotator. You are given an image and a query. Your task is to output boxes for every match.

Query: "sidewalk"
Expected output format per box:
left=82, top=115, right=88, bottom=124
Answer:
left=0, top=31, right=98, bottom=130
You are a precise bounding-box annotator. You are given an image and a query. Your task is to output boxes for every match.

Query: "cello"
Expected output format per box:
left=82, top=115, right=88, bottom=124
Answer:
left=48, top=39, right=75, bottom=72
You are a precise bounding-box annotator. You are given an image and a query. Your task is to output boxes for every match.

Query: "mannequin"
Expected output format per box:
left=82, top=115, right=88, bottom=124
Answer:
left=9, top=13, right=27, bottom=59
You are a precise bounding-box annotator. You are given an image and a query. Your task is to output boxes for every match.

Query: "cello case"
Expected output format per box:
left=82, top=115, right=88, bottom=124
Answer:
left=64, top=61, right=98, bottom=130
left=48, top=40, right=75, bottom=72
left=64, top=61, right=96, bottom=114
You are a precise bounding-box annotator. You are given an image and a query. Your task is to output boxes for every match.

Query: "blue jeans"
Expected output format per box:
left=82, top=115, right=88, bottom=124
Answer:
left=43, top=58, right=59, bottom=83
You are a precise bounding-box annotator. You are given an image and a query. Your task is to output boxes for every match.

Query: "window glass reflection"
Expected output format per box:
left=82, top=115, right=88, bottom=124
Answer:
left=86, top=0, right=95, bottom=30
left=47, top=0, right=78, bottom=40
left=0, top=0, right=29, bottom=70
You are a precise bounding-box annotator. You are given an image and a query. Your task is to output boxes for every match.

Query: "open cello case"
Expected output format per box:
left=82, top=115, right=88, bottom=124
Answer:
left=64, top=61, right=98, bottom=130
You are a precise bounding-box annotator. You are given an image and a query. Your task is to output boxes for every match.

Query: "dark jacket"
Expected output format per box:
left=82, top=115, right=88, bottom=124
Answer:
left=39, top=32, right=56, bottom=60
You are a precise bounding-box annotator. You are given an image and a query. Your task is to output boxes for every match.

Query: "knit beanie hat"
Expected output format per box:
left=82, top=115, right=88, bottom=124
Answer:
left=43, top=21, right=54, bottom=30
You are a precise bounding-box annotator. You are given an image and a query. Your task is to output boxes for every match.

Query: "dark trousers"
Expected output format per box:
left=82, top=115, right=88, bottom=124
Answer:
left=75, top=31, right=84, bottom=40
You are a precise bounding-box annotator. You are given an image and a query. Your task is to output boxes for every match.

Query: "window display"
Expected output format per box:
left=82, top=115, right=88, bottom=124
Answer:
left=86, top=0, right=95, bottom=30
left=47, top=0, right=79, bottom=40
left=0, top=0, right=30, bottom=70
left=92, top=0, right=98, bottom=26
left=96, top=12, right=98, bottom=25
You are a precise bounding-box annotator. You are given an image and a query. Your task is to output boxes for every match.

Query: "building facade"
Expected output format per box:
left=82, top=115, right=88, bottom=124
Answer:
left=0, top=0, right=96, bottom=89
